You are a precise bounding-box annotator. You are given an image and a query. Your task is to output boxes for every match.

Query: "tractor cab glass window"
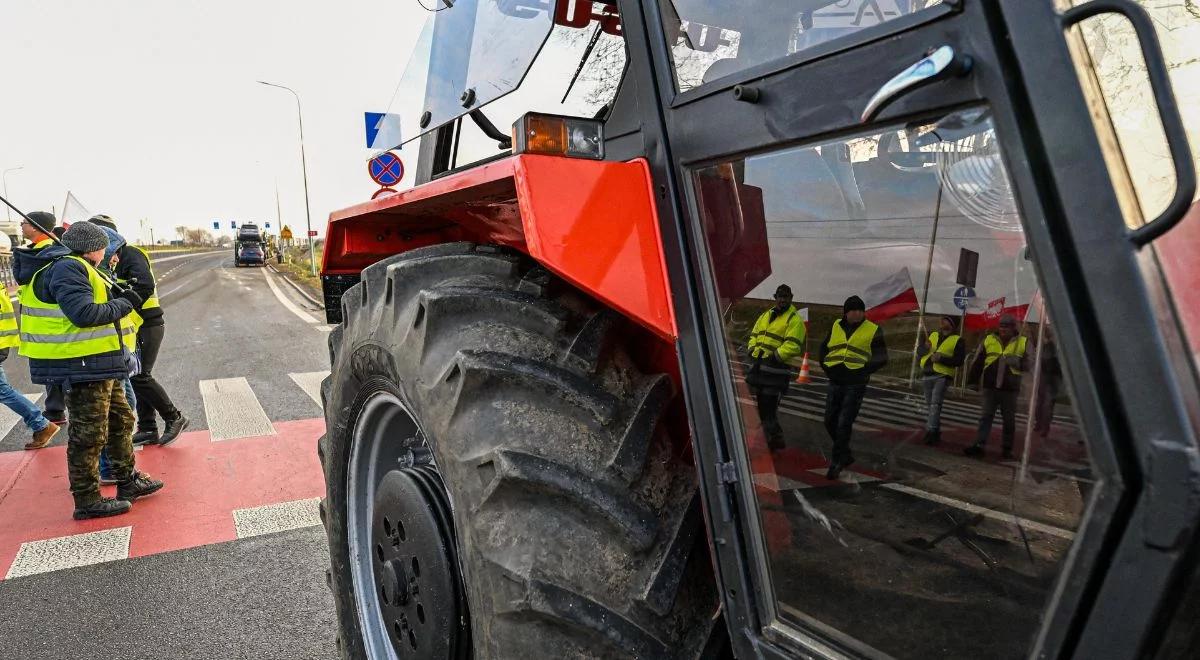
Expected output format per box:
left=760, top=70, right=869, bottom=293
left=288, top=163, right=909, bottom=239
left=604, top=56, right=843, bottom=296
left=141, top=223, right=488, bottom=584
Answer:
left=377, top=0, right=556, bottom=151
left=659, top=0, right=945, bottom=92
left=452, top=4, right=628, bottom=168
left=694, top=109, right=1097, bottom=657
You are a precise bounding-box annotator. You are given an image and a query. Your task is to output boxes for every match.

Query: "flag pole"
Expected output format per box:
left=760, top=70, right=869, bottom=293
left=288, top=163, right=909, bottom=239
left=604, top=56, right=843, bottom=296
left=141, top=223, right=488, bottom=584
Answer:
left=907, top=179, right=944, bottom=388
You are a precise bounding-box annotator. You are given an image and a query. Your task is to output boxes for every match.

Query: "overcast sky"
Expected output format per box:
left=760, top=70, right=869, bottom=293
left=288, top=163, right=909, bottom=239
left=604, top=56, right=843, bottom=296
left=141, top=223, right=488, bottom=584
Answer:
left=0, top=0, right=428, bottom=244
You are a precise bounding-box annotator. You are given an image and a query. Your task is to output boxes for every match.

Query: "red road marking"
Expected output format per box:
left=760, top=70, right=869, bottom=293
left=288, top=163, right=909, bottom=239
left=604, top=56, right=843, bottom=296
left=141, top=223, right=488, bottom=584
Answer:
left=0, top=418, right=326, bottom=579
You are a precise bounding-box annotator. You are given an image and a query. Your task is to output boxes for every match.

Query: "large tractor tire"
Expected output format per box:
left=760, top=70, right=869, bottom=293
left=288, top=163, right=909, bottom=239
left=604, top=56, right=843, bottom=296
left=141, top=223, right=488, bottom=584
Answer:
left=319, top=243, right=719, bottom=659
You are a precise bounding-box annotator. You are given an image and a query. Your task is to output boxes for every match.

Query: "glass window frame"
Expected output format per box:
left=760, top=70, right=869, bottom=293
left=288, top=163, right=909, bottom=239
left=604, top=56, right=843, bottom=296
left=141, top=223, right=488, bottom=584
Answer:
left=628, top=0, right=1148, bottom=656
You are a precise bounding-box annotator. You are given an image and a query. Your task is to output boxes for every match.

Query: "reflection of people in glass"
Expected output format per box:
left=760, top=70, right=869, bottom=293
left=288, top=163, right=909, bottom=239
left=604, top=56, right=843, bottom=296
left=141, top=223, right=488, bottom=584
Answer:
left=746, top=285, right=807, bottom=452
left=917, top=316, right=966, bottom=446
left=819, top=295, right=888, bottom=479
left=1032, top=325, right=1062, bottom=438
left=965, top=314, right=1028, bottom=459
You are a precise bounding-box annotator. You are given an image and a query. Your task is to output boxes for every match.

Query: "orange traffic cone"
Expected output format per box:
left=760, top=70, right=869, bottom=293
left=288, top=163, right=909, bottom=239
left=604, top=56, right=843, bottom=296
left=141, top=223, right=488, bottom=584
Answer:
left=795, top=353, right=811, bottom=384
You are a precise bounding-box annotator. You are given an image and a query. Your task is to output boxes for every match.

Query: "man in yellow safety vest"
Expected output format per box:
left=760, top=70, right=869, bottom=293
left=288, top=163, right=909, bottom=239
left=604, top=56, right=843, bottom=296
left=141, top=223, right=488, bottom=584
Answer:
left=89, top=215, right=189, bottom=446
left=745, top=285, right=806, bottom=451
left=917, top=315, right=966, bottom=446
left=819, top=295, right=888, bottom=480
left=16, top=211, right=67, bottom=429
left=13, top=221, right=165, bottom=519
left=965, top=314, right=1028, bottom=459
left=0, top=289, right=60, bottom=449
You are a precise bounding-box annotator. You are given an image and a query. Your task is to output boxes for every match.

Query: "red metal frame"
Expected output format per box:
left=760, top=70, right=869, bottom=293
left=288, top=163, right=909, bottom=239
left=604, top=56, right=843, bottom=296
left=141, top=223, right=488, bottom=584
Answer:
left=323, top=154, right=677, bottom=340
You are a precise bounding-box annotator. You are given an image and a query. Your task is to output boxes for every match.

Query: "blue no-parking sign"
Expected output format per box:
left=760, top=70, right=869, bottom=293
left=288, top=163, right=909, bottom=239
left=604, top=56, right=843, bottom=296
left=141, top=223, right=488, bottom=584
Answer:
left=368, top=151, right=404, bottom=187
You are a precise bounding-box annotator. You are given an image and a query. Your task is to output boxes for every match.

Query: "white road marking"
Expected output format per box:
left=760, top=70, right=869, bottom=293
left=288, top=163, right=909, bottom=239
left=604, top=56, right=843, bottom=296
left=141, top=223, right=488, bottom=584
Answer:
left=5, top=526, right=132, bottom=579
left=263, top=268, right=320, bottom=325
left=149, top=250, right=222, bottom=264
left=0, top=392, right=45, bottom=440
left=880, top=482, right=1075, bottom=539
left=316, top=325, right=334, bottom=332
left=233, top=498, right=321, bottom=539
left=289, top=371, right=329, bottom=409
left=199, top=377, right=276, bottom=441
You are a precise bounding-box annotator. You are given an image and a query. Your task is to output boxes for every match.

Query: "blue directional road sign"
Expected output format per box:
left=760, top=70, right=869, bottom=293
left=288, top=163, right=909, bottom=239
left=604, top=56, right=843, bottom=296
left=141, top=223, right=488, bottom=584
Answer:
left=231, top=221, right=237, bottom=229
left=369, top=151, right=404, bottom=187
left=212, top=221, right=220, bottom=230
left=265, top=222, right=271, bottom=229
left=953, top=286, right=976, bottom=311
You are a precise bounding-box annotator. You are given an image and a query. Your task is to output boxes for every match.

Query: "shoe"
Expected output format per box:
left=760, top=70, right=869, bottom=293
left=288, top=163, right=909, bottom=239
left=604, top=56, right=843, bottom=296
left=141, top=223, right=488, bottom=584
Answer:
left=24, top=422, right=60, bottom=450
left=964, top=444, right=985, bottom=458
left=73, top=497, right=131, bottom=520
left=156, top=414, right=190, bottom=446
left=116, top=472, right=164, bottom=502
left=923, top=430, right=941, bottom=446
left=99, top=465, right=117, bottom=486
left=132, top=429, right=159, bottom=446
left=1002, top=448, right=1015, bottom=460
left=767, top=435, right=786, bottom=452
left=825, top=457, right=853, bottom=481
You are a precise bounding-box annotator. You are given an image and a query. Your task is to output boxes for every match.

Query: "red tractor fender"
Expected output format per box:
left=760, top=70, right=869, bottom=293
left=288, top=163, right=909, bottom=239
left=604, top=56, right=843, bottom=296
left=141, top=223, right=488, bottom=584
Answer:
left=323, top=154, right=677, bottom=342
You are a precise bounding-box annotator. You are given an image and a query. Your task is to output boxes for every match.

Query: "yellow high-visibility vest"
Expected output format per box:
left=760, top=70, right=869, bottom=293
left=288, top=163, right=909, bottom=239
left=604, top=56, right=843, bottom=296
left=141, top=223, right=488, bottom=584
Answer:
left=983, top=334, right=1027, bottom=375
left=823, top=319, right=879, bottom=370
left=0, top=292, right=18, bottom=349
left=920, top=331, right=960, bottom=377
left=17, top=255, right=137, bottom=359
left=747, top=305, right=807, bottom=366
left=117, top=245, right=159, bottom=310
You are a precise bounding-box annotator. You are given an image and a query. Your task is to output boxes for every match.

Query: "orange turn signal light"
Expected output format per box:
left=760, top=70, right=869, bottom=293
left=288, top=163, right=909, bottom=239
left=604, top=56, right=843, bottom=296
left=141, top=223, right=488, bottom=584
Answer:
left=512, top=112, right=604, bottom=160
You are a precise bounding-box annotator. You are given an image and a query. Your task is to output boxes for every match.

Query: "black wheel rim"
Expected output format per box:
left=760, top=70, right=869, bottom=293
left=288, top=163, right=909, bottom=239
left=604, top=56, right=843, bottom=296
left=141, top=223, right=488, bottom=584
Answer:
left=348, top=391, right=470, bottom=659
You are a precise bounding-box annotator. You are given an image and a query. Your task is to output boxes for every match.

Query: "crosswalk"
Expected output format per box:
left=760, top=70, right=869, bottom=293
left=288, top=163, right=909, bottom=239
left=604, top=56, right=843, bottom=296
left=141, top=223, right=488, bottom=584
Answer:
left=0, top=372, right=331, bottom=445
left=0, top=370, right=334, bottom=582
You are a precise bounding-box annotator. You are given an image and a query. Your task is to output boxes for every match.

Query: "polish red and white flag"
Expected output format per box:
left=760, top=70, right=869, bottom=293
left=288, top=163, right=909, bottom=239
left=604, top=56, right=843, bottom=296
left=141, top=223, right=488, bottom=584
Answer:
left=863, top=267, right=919, bottom=323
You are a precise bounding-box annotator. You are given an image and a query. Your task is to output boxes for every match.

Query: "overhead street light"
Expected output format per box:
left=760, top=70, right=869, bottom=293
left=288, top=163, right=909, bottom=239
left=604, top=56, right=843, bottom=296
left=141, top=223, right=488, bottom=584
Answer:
left=257, top=80, right=317, bottom=276
left=2, top=166, right=24, bottom=223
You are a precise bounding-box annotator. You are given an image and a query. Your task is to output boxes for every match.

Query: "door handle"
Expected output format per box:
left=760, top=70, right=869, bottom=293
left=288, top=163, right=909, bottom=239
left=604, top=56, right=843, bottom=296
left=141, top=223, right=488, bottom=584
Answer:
left=861, top=45, right=972, bottom=124
left=1061, top=0, right=1196, bottom=246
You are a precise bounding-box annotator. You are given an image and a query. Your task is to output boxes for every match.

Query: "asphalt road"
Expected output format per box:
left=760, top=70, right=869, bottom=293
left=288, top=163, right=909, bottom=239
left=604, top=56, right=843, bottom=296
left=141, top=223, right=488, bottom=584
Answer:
left=0, top=251, right=338, bottom=659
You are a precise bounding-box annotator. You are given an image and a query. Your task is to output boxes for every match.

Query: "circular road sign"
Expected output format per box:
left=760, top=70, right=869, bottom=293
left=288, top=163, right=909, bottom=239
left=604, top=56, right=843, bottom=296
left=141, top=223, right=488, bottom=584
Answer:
left=372, top=187, right=398, bottom=200
left=369, top=151, right=404, bottom=187
left=953, top=286, right=976, bottom=311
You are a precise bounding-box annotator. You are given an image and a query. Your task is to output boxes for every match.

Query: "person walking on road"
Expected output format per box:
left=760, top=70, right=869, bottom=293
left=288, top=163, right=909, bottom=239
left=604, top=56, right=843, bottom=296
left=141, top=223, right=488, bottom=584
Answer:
left=964, top=314, right=1028, bottom=459
left=819, top=295, right=888, bottom=480
left=917, top=315, right=966, bottom=446
left=89, top=215, right=189, bottom=446
left=0, top=288, right=60, bottom=449
left=15, top=211, right=66, bottom=427
left=13, top=221, right=163, bottom=519
left=745, top=285, right=807, bottom=451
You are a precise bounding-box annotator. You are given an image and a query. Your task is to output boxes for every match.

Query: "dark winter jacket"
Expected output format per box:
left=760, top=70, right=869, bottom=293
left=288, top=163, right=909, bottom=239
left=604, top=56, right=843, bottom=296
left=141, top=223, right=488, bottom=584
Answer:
left=99, top=227, right=162, bottom=328
left=817, top=318, right=888, bottom=386
left=13, top=244, right=135, bottom=385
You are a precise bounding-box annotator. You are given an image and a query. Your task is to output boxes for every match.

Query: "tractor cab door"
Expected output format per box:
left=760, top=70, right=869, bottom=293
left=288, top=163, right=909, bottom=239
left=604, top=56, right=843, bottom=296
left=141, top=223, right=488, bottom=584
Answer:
left=620, top=1, right=1200, bottom=658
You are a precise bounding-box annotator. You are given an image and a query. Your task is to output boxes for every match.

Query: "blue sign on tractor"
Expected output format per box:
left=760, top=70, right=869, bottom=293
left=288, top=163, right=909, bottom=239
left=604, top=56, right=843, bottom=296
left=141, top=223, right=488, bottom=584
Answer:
left=953, top=286, right=976, bottom=311
left=212, top=221, right=220, bottom=230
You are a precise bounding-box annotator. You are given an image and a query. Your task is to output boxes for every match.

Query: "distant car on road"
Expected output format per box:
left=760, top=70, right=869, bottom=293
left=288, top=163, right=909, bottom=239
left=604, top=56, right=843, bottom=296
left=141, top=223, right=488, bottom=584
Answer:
left=236, top=243, right=265, bottom=267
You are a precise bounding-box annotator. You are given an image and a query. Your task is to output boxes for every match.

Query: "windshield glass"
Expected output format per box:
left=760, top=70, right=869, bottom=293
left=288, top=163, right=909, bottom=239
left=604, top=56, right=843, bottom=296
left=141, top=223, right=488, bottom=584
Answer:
left=377, top=0, right=557, bottom=152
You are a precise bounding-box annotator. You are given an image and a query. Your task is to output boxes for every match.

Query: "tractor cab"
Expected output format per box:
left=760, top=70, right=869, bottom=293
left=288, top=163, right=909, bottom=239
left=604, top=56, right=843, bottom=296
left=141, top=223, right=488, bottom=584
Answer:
left=320, top=2, right=1200, bottom=659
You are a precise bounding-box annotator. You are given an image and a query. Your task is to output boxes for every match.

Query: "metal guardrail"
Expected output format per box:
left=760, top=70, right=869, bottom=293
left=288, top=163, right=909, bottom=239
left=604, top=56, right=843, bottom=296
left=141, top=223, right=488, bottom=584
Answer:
left=0, top=253, right=13, bottom=289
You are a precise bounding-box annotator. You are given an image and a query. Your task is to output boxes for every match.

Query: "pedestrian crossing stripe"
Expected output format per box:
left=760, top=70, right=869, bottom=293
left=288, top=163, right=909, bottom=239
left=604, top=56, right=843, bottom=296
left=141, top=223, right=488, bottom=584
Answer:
left=288, top=371, right=329, bottom=409
left=199, top=378, right=276, bottom=441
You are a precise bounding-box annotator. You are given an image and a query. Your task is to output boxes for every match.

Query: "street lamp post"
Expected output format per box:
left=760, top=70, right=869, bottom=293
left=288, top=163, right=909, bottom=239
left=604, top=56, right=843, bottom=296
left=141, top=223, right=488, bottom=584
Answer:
left=2, top=167, right=24, bottom=223
left=257, top=81, right=317, bottom=276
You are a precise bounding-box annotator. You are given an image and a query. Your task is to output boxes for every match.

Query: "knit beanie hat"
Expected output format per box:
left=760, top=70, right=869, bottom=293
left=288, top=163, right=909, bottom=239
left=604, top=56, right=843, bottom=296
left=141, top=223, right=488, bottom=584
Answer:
left=843, top=295, right=866, bottom=313
left=61, top=221, right=109, bottom=254
left=88, top=214, right=118, bottom=231
left=26, top=211, right=57, bottom=231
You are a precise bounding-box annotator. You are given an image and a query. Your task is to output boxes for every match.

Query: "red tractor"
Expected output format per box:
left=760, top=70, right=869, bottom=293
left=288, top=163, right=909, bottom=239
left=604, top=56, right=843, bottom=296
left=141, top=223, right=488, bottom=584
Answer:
left=317, top=1, right=1200, bottom=658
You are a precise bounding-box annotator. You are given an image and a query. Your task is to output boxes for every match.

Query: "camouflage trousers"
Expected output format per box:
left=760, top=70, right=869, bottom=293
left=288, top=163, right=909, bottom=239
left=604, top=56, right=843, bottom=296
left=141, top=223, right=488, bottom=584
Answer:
left=66, top=380, right=136, bottom=507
